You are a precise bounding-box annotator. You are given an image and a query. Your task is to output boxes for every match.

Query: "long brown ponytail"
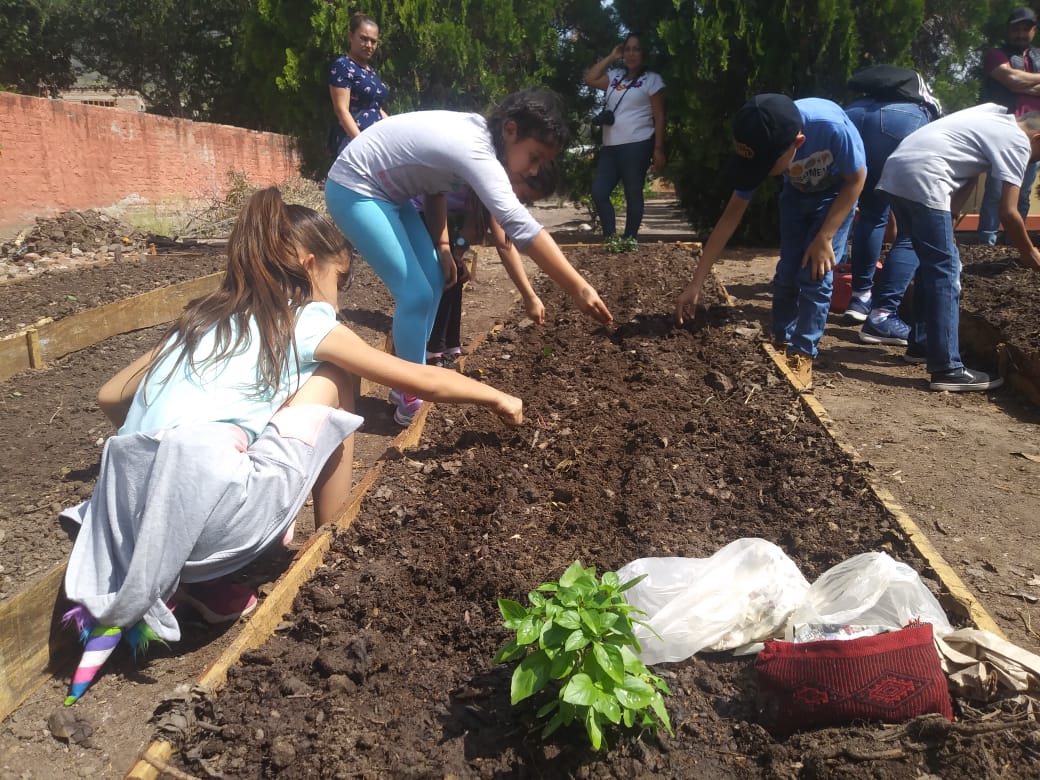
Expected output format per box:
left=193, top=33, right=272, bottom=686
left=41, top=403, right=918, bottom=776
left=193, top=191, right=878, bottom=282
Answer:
left=148, top=188, right=347, bottom=398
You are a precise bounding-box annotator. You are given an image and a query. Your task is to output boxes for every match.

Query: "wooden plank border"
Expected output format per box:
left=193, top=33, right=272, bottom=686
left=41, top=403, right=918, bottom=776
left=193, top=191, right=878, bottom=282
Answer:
left=0, top=273, right=224, bottom=383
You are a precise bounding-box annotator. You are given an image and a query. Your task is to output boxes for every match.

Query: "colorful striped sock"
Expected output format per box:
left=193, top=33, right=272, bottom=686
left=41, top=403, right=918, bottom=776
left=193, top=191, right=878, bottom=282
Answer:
left=64, top=621, right=122, bottom=706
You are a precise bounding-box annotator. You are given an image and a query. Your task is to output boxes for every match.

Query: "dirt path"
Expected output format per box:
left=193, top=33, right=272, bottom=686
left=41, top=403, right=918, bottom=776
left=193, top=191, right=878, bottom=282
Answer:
left=713, top=249, right=1040, bottom=650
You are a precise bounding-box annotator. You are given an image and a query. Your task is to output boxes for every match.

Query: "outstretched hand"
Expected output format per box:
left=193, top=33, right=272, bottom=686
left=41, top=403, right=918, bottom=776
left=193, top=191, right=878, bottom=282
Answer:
left=1019, top=246, right=1040, bottom=271
left=577, top=286, right=613, bottom=324
left=494, top=393, right=524, bottom=426
left=525, top=295, right=546, bottom=325
left=675, top=280, right=703, bottom=325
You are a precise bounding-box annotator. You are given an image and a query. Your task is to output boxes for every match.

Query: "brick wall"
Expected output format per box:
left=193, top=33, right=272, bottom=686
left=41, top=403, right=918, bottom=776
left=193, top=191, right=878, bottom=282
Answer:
left=0, top=92, right=300, bottom=233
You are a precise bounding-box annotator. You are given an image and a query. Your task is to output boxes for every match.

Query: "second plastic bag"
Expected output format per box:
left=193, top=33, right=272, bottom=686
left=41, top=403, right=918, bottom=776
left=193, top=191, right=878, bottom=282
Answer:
left=785, top=551, right=952, bottom=638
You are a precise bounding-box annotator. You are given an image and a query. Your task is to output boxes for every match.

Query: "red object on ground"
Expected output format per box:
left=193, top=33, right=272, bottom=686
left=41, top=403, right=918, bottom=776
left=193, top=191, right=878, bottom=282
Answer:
left=755, top=622, right=952, bottom=735
left=830, top=263, right=853, bottom=312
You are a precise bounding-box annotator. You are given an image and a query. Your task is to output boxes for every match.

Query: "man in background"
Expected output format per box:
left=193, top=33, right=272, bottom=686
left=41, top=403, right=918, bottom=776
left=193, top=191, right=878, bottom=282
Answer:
left=977, top=6, right=1040, bottom=245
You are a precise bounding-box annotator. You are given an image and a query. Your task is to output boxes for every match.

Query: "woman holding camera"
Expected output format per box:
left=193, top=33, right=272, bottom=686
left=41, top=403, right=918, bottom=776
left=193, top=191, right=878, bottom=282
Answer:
left=584, top=33, right=666, bottom=242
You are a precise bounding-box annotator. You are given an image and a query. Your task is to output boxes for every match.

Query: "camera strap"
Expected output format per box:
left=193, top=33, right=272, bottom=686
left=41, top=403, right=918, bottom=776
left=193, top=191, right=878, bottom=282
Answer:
left=605, top=70, right=643, bottom=114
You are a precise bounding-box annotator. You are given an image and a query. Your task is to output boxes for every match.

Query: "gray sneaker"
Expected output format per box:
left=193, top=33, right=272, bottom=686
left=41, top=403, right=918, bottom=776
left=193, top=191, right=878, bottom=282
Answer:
left=929, top=367, right=1004, bottom=392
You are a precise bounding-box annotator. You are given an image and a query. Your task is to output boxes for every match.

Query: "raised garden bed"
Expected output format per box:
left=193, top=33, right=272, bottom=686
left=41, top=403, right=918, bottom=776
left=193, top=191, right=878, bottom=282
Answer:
left=165, top=245, right=1039, bottom=779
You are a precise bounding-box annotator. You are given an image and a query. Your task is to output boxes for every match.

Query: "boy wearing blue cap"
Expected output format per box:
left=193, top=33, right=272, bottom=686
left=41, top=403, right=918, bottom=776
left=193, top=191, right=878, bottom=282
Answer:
left=675, top=94, right=865, bottom=390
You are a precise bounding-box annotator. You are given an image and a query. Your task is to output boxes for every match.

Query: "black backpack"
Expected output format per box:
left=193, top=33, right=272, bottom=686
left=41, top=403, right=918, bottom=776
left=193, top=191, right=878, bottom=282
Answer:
left=847, top=65, right=942, bottom=120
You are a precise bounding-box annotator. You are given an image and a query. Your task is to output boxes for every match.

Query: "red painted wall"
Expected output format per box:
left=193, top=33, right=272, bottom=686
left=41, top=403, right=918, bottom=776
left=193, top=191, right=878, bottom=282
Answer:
left=0, top=92, right=300, bottom=233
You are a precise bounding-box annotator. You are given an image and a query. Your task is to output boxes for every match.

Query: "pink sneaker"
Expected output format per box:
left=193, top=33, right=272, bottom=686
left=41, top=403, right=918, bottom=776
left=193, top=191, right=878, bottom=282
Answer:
left=388, top=389, right=422, bottom=426
left=178, top=581, right=258, bottom=623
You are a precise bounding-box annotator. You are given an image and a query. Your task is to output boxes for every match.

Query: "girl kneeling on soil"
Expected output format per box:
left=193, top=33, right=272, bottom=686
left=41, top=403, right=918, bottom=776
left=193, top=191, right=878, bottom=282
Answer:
left=325, top=88, right=613, bottom=426
left=59, top=188, right=522, bottom=705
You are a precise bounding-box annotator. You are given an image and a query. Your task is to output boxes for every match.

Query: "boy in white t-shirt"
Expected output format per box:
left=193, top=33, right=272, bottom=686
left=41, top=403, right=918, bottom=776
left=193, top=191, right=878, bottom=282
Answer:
left=876, top=103, right=1040, bottom=392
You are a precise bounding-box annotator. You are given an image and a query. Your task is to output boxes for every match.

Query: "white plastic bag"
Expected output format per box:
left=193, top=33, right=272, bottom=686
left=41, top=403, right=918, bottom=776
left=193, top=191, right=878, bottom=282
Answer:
left=618, top=538, right=810, bottom=665
left=785, top=551, right=952, bottom=638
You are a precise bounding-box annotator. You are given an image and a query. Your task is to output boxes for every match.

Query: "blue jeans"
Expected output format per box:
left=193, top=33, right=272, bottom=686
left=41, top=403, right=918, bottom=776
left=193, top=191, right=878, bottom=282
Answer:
left=886, top=195, right=963, bottom=373
left=591, top=137, right=655, bottom=238
left=870, top=200, right=919, bottom=315
left=977, top=160, right=1039, bottom=245
left=773, top=189, right=855, bottom=357
left=325, top=179, right=444, bottom=365
left=843, top=100, right=931, bottom=293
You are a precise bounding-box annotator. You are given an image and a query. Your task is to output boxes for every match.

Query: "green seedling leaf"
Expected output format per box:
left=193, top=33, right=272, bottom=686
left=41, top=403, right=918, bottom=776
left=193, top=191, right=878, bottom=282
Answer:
left=563, top=629, right=590, bottom=653
left=618, top=573, right=647, bottom=593
left=511, top=650, right=551, bottom=704
left=498, top=598, right=526, bottom=622
left=516, top=616, right=540, bottom=646
left=550, top=649, right=577, bottom=679
left=493, top=639, right=525, bottom=664
left=585, top=708, right=604, bottom=750
left=593, top=643, right=625, bottom=684
left=555, top=610, right=581, bottom=630
left=562, top=673, right=599, bottom=706
left=558, top=560, right=586, bottom=587
left=593, top=691, right=622, bottom=724
left=616, top=675, right=655, bottom=710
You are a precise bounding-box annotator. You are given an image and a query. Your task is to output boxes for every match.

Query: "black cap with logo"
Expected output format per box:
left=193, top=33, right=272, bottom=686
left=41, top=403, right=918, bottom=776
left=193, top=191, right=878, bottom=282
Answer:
left=724, top=94, right=803, bottom=191
left=1008, top=7, right=1037, bottom=25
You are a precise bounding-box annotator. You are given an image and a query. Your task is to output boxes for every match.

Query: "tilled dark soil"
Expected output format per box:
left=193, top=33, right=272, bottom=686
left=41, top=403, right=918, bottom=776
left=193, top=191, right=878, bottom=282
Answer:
left=959, top=244, right=1040, bottom=350
left=169, top=245, right=1039, bottom=779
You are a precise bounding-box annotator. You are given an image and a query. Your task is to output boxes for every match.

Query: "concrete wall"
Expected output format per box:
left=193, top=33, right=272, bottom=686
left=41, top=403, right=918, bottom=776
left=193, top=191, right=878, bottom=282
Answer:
left=0, top=92, right=300, bottom=234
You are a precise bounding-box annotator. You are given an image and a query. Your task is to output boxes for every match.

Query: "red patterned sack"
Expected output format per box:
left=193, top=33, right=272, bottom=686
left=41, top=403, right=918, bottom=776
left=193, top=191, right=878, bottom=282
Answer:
left=755, top=622, right=952, bottom=734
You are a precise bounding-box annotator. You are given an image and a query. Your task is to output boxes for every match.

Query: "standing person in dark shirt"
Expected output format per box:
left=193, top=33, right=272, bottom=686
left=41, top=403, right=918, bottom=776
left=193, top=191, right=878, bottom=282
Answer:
left=328, top=12, right=389, bottom=158
left=977, top=7, right=1040, bottom=245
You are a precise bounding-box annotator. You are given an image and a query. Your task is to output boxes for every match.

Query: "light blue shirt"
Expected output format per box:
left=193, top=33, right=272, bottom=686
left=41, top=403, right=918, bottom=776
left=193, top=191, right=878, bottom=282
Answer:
left=121, top=302, right=340, bottom=442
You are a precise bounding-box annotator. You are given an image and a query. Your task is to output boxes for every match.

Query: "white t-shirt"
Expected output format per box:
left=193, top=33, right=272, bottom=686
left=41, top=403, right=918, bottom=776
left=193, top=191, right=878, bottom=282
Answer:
left=121, top=302, right=341, bottom=442
left=327, top=111, right=544, bottom=248
left=601, top=68, right=665, bottom=147
left=878, top=103, right=1030, bottom=210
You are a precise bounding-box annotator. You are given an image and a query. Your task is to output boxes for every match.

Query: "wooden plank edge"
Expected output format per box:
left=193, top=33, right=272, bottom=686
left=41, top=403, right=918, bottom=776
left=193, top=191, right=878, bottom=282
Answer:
left=0, top=564, right=74, bottom=723
left=761, top=340, right=1004, bottom=637
left=37, top=273, right=224, bottom=363
left=0, top=317, right=52, bottom=383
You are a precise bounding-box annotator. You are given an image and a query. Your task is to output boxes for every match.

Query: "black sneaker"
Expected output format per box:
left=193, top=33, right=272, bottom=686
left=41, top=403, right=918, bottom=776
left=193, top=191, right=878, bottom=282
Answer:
left=903, top=344, right=928, bottom=365
left=929, top=367, right=1004, bottom=392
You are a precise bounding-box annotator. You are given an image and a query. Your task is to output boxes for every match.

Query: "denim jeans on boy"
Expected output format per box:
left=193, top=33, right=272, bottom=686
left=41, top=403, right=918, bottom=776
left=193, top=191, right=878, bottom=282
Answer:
left=843, top=99, right=931, bottom=293
left=869, top=198, right=919, bottom=317
left=977, top=160, right=1038, bottom=245
left=773, top=189, right=855, bottom=357
left=885, top=195, right=963, bottom=374
left=591, top=136, right=655, bottom=238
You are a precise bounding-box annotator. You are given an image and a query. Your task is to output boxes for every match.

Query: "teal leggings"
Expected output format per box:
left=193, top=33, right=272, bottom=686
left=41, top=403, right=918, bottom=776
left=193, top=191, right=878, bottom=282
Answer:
left=325, top=180, right=444, bottom=365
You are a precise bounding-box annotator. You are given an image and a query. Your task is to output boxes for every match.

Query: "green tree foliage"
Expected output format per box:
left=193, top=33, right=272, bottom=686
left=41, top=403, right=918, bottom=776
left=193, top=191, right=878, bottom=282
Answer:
left=0, top=0, right=77, bottom=95
left=69, top=0, right=253, bottom=121
left=237, top=0, right=617, bottom=176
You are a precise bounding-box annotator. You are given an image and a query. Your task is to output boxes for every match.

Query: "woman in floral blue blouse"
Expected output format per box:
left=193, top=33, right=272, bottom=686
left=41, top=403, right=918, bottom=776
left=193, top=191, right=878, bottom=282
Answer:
left=328, top=13, right=389, bottom=157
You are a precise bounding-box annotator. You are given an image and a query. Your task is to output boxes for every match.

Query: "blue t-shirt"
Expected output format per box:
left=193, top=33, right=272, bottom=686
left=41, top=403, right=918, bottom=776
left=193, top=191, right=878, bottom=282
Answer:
left=329, top=55, right=389, bottom=132
left=121, top=302, right=341, bottom=442
left=736, top=98, right=865, bottom=200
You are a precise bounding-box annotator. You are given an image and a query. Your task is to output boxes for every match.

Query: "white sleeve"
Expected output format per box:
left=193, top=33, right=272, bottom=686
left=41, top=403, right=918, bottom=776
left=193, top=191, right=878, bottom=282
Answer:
left=452, top=145, right=544, bottom=249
